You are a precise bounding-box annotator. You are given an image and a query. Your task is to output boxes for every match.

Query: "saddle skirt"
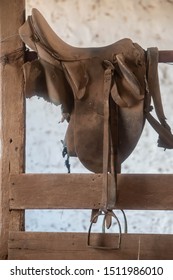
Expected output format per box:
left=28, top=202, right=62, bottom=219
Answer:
left=19, top=8, right=173, bottom=173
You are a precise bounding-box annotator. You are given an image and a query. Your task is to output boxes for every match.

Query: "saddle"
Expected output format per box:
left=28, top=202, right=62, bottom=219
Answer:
left=19, top=9, right=173, bottom=239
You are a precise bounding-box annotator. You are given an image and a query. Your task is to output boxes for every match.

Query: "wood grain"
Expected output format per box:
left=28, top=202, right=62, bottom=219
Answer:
left=10, top=173, right=173, bottom=210
left=8, top=231, right=173, bottom=260
left=0, top=0, right=25, bottom=259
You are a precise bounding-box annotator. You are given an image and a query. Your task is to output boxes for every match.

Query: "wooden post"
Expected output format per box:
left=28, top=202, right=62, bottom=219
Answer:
left=0, top=0, right=25, bottom=259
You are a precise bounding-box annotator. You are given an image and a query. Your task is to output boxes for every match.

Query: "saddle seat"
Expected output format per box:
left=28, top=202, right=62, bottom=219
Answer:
left=19, top=9, right=149, bottom=173
left=20, top=8, right=141, bottom=61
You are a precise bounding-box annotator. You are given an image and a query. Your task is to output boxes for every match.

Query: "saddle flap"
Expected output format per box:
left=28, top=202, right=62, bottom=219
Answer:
left=62, top=61, right=89, bottom=100
left=22, top=60, right=48, bottom=100
left=114, top=54, right=144, bottom=107
left=23, top=58, right=74, bottom=115
left=40, top=59, right=74, bottom=113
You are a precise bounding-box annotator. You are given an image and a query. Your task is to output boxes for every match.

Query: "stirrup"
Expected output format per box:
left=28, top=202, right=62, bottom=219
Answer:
left=87, top=209, right=122, bottom=250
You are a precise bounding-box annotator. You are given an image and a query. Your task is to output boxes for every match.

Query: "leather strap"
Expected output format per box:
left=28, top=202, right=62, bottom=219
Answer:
left=147, top=112, right=173, bottom=148
left=146, top=48, right=173, bottom=149
left=102, top=60, right=117, bottom=210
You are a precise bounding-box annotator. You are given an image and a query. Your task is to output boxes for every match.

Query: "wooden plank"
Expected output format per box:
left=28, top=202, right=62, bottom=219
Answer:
left=0, top=0, right=25, bottom=259
left=10, top=173, right=173, bottom=210
left=8, top=231, right=173, bottom=260
left=159, top=50, right=173, bottom=63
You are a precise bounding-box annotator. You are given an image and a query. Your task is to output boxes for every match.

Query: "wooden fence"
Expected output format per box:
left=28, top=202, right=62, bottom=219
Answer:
left=0, top=0, right=173, bottom=260
left=8, top=173, right=173, bottom=259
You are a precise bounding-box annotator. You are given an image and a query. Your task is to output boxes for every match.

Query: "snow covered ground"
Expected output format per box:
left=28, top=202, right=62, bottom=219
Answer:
left=25, top=0, right=173, bottom=234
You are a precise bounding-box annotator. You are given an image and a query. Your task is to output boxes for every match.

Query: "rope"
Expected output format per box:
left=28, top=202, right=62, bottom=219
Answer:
left=0, top=48, right=24, bottom=65
left=0, top=34, right=20, bottom=43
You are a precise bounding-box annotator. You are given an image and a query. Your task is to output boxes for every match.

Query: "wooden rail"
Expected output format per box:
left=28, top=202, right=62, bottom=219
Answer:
left=159, top=50, right=173, bottom=63
left=10, top=173, right=173, bottom=210
left=8, top=231, right=173, bottom=260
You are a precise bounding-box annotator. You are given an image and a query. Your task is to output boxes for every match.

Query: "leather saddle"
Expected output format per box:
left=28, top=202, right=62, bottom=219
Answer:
left=19, top=9, right=173, bottom=210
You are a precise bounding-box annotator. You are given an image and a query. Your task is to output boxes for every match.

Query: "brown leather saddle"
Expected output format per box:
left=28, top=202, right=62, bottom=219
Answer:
left=19, top=9, right=173, bottom=245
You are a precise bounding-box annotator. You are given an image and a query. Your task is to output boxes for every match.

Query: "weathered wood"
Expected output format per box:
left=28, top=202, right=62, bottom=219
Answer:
left=8, top=231, right=173, bottom=260
left=0, top=0, right=25, bottom=259
left=159, top=50, right=173, bottom=63
left=10, top=173, right=173, bottom=210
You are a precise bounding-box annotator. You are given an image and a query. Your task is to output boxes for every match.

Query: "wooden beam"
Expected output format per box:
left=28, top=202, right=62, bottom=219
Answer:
left=8, top=231, right=173, bottom=260
left=10, top=173, right=173, bottom=210
left=159, top=50, right=173, bottom=63
left=0, top=0, right=25, bottom=259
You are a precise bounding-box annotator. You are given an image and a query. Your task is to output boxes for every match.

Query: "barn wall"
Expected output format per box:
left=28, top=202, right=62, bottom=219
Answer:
left=25, top=0, right=173, bottom=234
